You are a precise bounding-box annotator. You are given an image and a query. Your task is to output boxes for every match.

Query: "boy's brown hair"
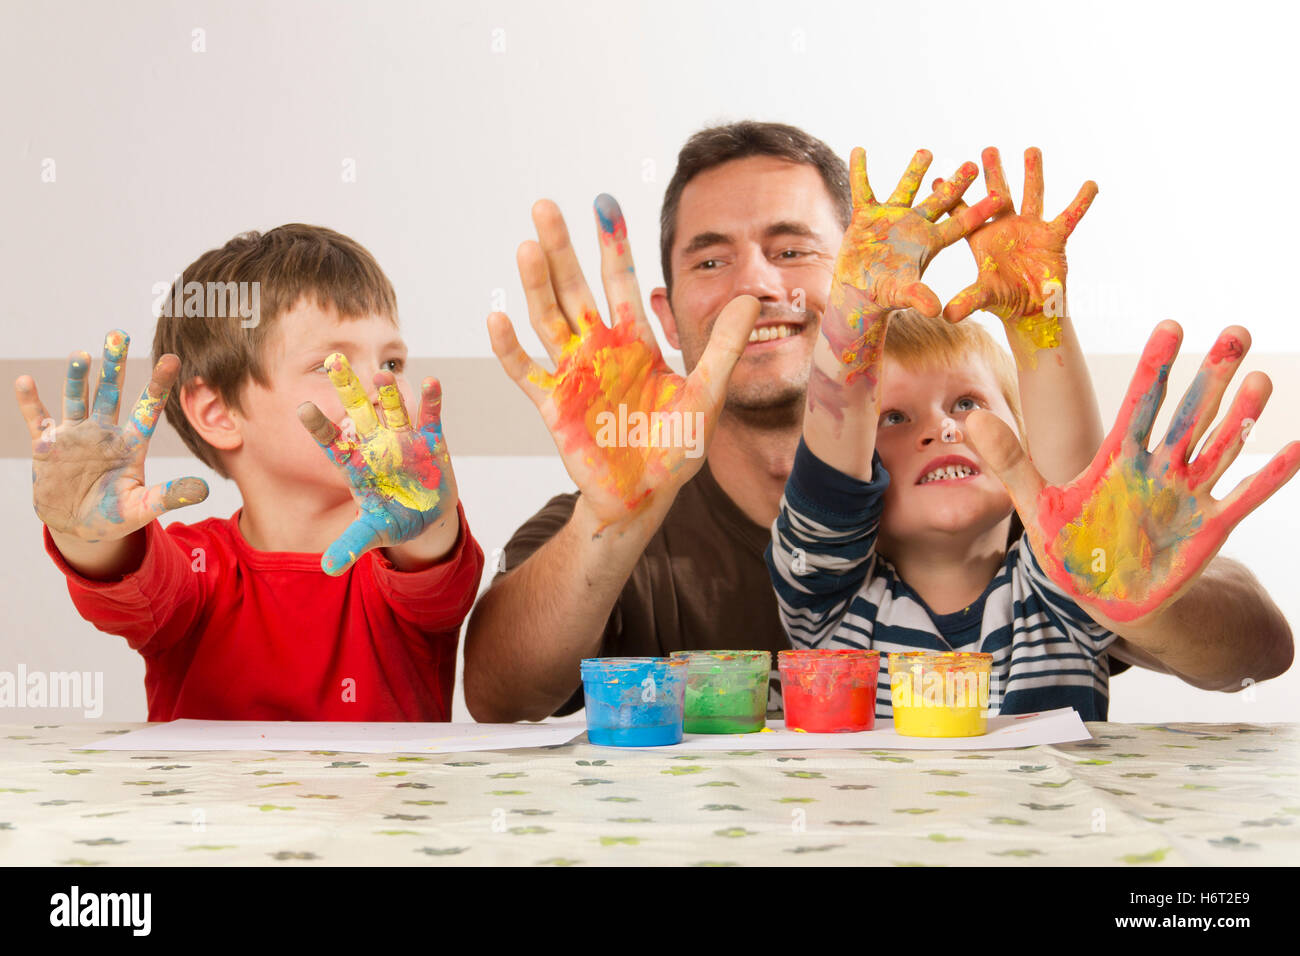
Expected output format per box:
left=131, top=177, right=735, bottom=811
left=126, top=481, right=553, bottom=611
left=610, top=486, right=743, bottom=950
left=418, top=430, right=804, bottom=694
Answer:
left=152, top=224, right=398, bottom=478
left=883, top=309, right=1025, bottom=437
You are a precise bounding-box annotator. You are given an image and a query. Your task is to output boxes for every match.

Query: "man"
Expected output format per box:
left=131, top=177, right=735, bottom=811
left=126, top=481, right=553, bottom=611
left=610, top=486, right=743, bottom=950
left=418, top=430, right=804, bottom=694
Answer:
left=465, top=121, right=1293, bottom=722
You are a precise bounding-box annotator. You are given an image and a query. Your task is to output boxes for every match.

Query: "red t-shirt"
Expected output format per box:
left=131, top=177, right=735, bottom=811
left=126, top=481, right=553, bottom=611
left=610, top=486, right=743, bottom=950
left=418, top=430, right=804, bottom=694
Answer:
left=43, top=503, right=484, bottom=722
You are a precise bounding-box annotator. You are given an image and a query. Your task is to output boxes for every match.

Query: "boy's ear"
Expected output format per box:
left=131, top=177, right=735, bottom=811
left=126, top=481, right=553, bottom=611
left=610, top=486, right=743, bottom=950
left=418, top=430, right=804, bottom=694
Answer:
left=650, top=286, right=680, bottom=350
left=180, top=377, right=243, bottom=453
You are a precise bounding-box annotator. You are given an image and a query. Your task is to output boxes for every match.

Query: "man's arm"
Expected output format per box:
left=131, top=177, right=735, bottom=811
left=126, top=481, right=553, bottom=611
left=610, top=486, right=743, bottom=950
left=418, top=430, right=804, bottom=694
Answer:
left=1102, top=556, right=1292, bottom=691
left=465, top=494, right=663, bottom=722
left=467, top=195, right=758, bottom=723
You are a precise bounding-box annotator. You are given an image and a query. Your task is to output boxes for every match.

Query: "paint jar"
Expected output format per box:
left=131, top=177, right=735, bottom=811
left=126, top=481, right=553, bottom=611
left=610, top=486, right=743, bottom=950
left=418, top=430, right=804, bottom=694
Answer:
left=888, top=651, right=991, bottom=737
left=670, top=650, right=771, bottom=734
left=778, top=649, right=880, bottom=733
left=579, top=657, right=687, bottom=747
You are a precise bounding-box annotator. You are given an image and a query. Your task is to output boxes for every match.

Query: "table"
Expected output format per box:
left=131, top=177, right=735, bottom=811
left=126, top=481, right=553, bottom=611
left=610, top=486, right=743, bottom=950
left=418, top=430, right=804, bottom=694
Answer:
left=1, top=721, right=1295, bottom=866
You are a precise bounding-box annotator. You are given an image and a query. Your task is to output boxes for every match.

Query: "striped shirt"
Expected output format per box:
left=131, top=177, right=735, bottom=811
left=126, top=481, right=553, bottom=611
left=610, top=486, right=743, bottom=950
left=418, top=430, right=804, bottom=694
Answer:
left=765, top=439, right=1118, bottom=721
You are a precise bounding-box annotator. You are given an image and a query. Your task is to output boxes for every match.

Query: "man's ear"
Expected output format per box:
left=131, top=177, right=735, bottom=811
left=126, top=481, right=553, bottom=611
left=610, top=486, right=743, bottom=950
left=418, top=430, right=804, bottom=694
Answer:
left=650, top=286, right=680, bottom=350
left=180, top=377, right=243, bottom=453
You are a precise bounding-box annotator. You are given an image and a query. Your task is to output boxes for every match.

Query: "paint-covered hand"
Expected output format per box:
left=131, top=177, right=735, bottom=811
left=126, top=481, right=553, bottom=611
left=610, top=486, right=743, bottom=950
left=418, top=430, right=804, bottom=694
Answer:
left=489, top=195, right=759, bottom=527
left=942, top=147, right=1098, bottom=364
left=966, top=322, right=1300, bottom=624
left=15, top=329, right=210, bottom=540
left=298, top=353, right=456, bottom=576
left=825, top=147, right=1002, bottom=380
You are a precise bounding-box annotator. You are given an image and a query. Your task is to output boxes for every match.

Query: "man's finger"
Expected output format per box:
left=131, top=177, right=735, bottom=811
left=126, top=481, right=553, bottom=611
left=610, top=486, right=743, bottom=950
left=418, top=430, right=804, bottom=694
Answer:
left=532, top=199, right=602, bottom=335
left=124, top=354, right=181, bottom=448
left=1021, top=147, right=1045, bottom=220
left=90, top=329, right=130, bottom=426
left=981, top=147, right=1012, bottom=207
left=487, top=312, right=553, bottom=407
left=901, top=282, right=943, bottom=318
left=886, top=149, right=933, bottom=207
left=1051, top=180, right=1099, bottom=239
left=375, top=371, right=411, bottom=430
left=935, top=193, right=1005, bottom=249
left=943, top=282, right=995, bottom=324
left=518, top=240, right=576, bottom=363
left=324, top=352, right=380, bottom=438
left=63, top=351, right=90, bottom=423
left=1118, top=320, right=1183, bottom=452
left=1162, top=326, right=1250, bottom=465
left=1216, top=440, right=1300, bottom=534
left=688, top=295, right=760, bottom=409
left=849, top=147, right=875, bottom=208
left=595, top=194, right=656, bottom=343
left=914, top=161, right=978, bottom=222
left=965, top=408, right=1047, bottom=522
left=1186, top=370, right=1270, bottom=491
left=14, top=376, right=54, bottom=443
left=321, top=519, right=384, bottom=576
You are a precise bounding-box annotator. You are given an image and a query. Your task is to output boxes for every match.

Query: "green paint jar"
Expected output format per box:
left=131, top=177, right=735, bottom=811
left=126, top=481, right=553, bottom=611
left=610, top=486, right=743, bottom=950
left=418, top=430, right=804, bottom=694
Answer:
left=670, top=650, right=771, bottom=734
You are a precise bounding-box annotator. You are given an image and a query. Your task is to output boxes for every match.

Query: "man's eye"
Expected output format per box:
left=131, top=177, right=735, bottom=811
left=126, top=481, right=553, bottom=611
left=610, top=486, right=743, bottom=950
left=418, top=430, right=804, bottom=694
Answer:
left=778, top=249, right=806, bottom=260
left=953, top=396, right=980, bottom=412
left=696, top=259, right=722, bottom=270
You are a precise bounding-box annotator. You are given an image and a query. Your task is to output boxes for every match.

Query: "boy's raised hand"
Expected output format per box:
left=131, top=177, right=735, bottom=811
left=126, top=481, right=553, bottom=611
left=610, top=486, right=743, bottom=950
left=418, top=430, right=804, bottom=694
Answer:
left=15, top=329, right=209, bottom=540
left=942, top=147, right=1098, bottom=363
left=298, top=355, right=457, bottom=575
left=827, top=147, right=1003, bottom=381
left=966, top=321, right=1300, bottom=624
left=488, top=194, right=759, bottom=529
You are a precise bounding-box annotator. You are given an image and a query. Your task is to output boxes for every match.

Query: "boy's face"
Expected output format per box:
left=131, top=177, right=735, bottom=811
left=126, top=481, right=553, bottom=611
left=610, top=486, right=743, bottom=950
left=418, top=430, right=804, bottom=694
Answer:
left=234, top=298, right=411, bottom=502
left=875, top=354, right=1019, bottom=549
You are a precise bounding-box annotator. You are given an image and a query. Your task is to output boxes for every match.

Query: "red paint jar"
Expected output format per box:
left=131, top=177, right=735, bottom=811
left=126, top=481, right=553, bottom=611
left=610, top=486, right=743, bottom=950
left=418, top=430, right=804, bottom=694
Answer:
left=778, top=649, right=881, bottom=733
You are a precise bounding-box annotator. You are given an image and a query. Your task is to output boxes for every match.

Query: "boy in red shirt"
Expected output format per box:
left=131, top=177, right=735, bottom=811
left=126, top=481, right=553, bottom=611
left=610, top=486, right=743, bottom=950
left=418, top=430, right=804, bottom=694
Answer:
left=14, top=224, right=484, bottom=721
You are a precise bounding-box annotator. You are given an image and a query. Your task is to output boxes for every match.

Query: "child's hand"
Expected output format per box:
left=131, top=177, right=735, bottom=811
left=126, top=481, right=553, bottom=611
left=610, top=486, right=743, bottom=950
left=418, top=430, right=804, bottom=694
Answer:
left=826, top=147, right=1003, bottom=381
left=15, top=329, right=209, bottom=541
left=942, top=147, right=1098, bottom=364
left=966, top=321, right=1300, bottom=624
left=298, top=354, right=457, bottom=576
left=489, top=195, right=758, bottom=530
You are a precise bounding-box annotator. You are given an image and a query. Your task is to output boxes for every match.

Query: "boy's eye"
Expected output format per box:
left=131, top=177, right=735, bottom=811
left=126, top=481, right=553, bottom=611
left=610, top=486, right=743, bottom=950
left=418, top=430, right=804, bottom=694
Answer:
left=953, top=396, right=980, bottom=412
left=382, top=359, right=405, bottom=373
left=880, top=410, right=906, bottom=427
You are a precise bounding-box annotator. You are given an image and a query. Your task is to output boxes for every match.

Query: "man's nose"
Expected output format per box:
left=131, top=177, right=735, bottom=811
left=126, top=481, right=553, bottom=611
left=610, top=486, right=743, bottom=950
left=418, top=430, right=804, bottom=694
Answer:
left=730, top=246, right=785, bottom=302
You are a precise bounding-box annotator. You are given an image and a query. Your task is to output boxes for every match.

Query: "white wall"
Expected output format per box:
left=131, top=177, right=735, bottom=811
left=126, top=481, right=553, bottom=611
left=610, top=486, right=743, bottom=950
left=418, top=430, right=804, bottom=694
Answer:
left=3, top=0, right=1298, bottom=723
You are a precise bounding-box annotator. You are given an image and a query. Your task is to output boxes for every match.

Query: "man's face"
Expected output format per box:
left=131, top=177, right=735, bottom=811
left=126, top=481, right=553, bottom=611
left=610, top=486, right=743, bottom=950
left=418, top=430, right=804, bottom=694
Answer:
left=875, top=356, right=1019, bottom=547
left=653, top=156, right=843, bottom=413
left=233, top=298, right=411, bottom=499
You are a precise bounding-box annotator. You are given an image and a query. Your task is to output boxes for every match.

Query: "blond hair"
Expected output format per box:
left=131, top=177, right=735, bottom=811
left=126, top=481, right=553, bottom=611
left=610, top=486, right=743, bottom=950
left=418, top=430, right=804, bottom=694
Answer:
left=152, top=224, right=398, bottom=478
left=882, top=309, right=1024, bottom=436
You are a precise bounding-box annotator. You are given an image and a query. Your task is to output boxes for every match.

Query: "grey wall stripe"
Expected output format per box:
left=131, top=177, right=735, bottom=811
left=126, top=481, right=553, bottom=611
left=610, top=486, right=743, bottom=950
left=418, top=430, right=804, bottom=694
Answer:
left=2, top=355, right=1298, bottom=458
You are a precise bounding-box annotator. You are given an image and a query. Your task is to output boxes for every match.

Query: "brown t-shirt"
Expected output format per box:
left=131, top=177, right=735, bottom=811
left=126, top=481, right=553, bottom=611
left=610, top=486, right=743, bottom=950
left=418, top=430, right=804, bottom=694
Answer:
left=498, top=462, right=788, bottom=717
left=497, top=462, right=1130, bottom=718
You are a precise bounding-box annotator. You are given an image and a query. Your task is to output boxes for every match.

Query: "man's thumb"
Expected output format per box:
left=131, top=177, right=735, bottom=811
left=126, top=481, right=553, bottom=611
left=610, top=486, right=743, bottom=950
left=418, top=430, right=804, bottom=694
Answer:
left=965, top=409, right=1045, bottom=516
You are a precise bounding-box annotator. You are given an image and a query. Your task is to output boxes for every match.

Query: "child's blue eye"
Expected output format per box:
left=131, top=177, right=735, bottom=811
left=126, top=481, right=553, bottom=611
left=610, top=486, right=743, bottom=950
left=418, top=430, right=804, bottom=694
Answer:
left=881, top=410, right=906, bottom=427
left=954, top=397, right=979, bottom=412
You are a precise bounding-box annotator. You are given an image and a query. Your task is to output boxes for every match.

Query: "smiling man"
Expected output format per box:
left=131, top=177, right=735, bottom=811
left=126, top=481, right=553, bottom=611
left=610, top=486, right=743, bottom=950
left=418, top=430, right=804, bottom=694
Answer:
left=464, top=121, right=1293, bottom=723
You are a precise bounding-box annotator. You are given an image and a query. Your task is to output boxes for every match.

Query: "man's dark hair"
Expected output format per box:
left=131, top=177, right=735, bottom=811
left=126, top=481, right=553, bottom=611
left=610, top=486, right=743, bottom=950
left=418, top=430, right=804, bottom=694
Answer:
left=659, top=121, right=852, bottom=294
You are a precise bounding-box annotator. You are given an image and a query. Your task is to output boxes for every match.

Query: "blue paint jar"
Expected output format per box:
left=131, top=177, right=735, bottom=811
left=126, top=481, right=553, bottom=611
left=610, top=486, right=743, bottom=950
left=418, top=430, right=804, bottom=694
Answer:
left=580, top=657, right=687, bottom=747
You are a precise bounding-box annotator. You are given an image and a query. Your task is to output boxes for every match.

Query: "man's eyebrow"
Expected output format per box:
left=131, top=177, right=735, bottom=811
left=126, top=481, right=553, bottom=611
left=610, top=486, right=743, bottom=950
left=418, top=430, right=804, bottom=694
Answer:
left=764, top=221, right=821, bottom=241
left=680, top=231, right=733, bottom=256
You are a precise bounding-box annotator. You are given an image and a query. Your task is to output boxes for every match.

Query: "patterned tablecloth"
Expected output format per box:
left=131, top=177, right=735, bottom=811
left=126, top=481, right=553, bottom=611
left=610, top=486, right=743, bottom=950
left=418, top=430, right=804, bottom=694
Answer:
left=1, top=722, right=1296, bottom=866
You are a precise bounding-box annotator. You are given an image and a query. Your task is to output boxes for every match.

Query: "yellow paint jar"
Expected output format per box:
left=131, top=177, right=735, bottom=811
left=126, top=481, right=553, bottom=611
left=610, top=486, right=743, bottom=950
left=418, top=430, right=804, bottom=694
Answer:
left=888, top=651, right=992, bottom=737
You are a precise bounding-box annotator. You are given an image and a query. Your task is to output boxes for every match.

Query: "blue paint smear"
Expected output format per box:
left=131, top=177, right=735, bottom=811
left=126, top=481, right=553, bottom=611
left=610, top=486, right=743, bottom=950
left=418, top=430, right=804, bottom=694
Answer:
left=594, top=193, right=620, bottom=235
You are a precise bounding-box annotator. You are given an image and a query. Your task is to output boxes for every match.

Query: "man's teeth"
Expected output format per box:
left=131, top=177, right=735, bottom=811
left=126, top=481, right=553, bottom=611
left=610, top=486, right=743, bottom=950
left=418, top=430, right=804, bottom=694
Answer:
left=747, top=324, right=798, bottom=343
left=920, top=465, right=977, bottom=483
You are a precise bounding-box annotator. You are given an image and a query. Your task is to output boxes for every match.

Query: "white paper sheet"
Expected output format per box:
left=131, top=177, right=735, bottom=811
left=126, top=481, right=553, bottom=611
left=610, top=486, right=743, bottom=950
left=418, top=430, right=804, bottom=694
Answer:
left=95, top=720, right=588, bottom=754
left=614, top=707, right=1091, bottom=751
